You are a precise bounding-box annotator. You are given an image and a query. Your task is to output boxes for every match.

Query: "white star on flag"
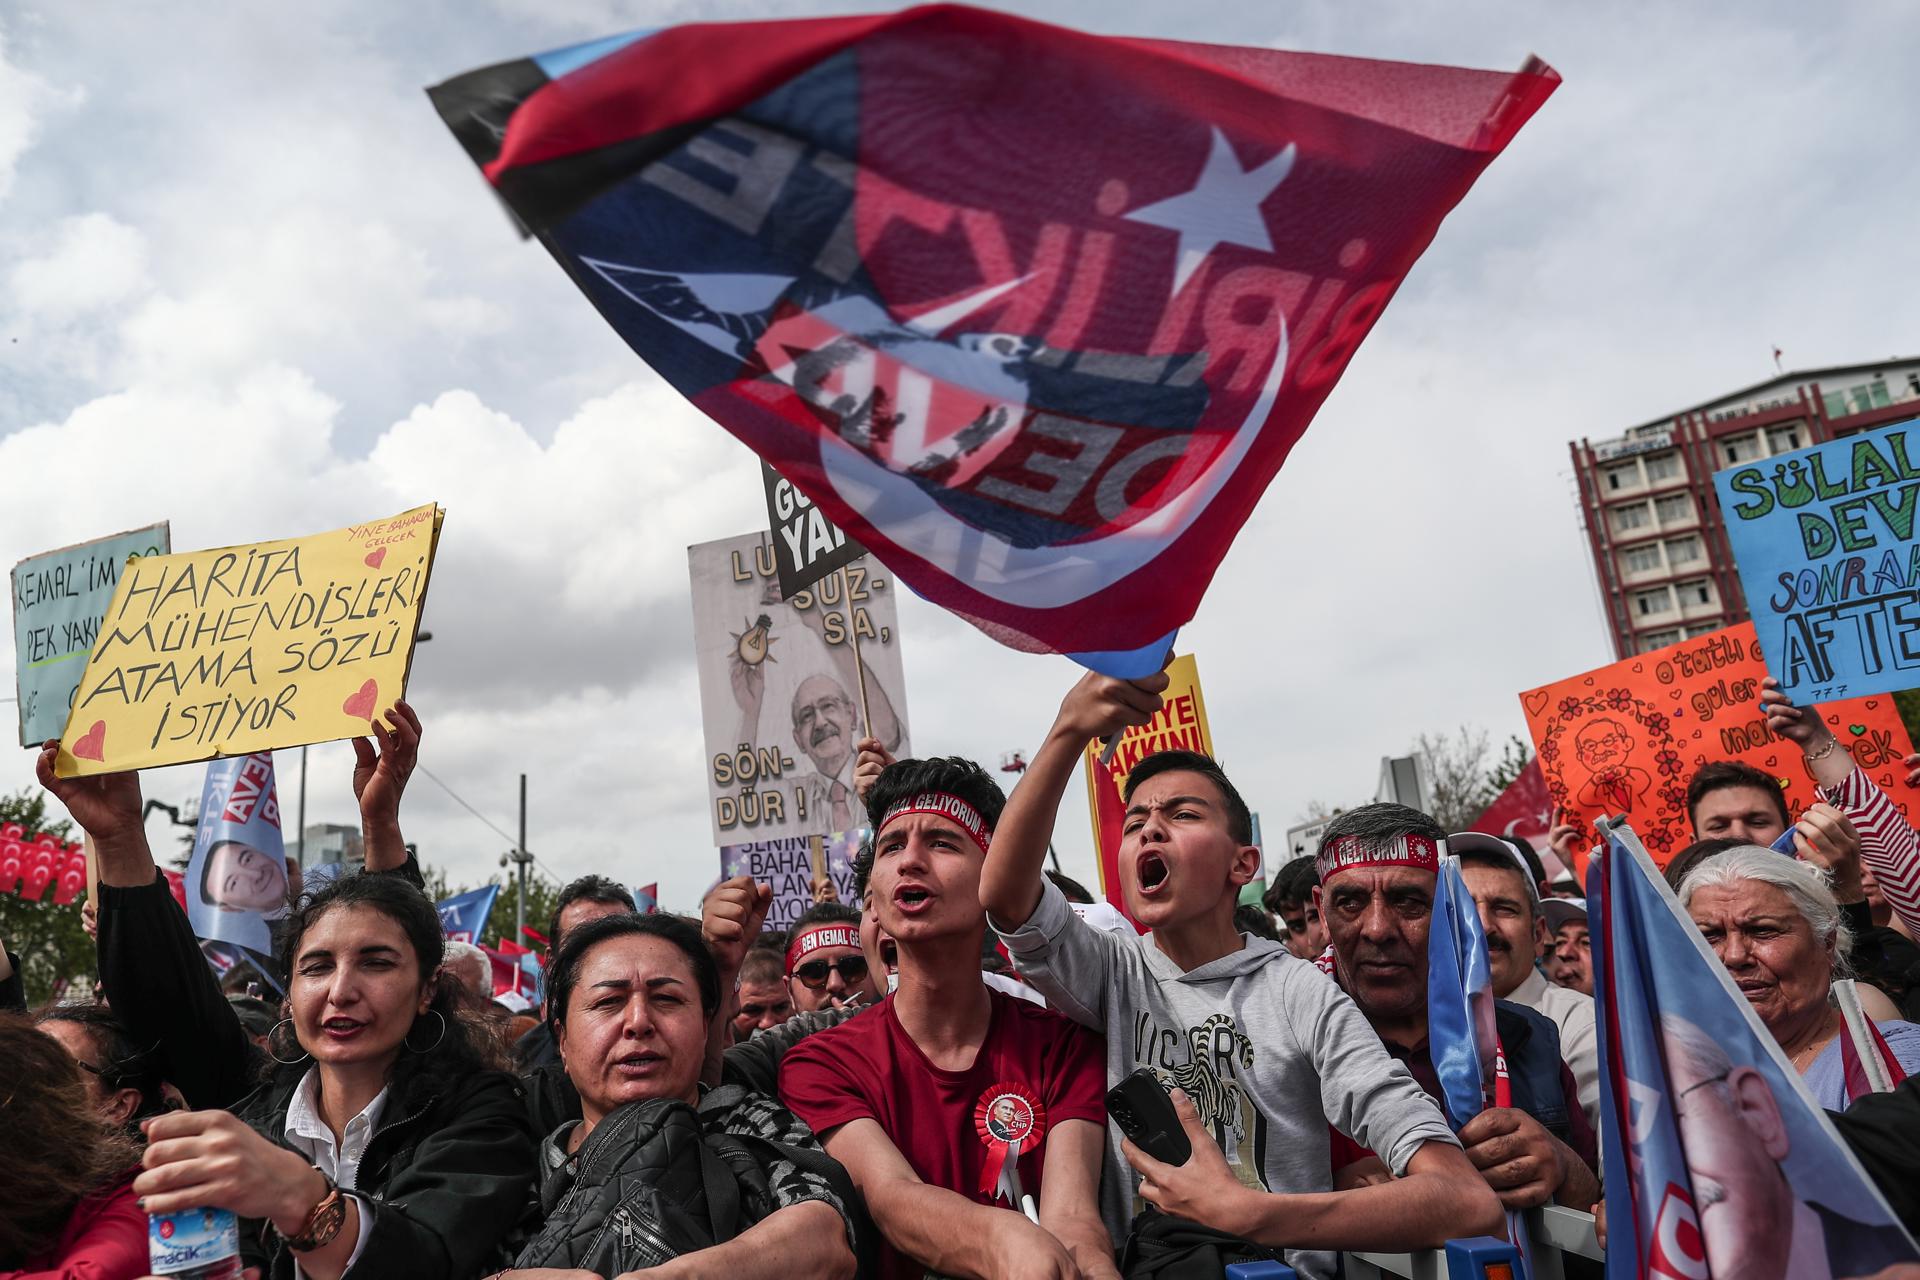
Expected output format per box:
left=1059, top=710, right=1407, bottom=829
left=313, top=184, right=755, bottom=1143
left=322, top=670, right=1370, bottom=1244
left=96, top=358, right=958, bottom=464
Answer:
left=1124, top=127, right=1297, bottom=296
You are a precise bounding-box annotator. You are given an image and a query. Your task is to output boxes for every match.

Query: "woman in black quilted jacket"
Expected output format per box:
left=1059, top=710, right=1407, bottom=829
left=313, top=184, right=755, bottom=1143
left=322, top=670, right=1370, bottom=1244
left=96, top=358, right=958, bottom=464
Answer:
left=39, top=714, right=537, bottom=1280
left=505, top=911, right=858, bottom=1280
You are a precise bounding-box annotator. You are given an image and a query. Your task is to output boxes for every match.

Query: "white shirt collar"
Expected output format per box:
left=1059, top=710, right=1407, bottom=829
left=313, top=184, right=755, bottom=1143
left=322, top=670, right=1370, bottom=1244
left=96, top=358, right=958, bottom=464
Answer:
left=282, top=1067, right=390, bottom=1189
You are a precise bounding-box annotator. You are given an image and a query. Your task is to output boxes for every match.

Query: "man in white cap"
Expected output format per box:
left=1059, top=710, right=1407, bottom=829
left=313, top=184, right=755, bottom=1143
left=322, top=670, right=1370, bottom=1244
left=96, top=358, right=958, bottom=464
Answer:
left=1451, top=833, right=1597, bottom=1128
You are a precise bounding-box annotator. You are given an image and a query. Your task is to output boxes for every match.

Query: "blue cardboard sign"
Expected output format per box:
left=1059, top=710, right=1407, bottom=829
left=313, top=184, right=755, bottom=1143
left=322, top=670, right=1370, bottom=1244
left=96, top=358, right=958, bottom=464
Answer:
left=10, top=522, right=169, bottom=745
left=1714, top=419, right=1920, bottom=701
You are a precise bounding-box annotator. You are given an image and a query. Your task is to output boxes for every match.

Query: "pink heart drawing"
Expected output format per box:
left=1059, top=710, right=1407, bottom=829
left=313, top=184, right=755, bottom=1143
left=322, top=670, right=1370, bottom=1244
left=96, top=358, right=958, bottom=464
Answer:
left=342, top=680, right=378, bottom=720
left=71, top=721, right=106, bottom=762
left=1523, top=691, right=1550, bottom=717
left=364, top=547, right=387, bottom=569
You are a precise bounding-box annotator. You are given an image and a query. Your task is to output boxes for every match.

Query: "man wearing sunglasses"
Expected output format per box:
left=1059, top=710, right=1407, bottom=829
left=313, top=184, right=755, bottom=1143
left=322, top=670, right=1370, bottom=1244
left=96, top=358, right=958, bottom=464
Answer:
left=785, top=902, right=881, bottom=1012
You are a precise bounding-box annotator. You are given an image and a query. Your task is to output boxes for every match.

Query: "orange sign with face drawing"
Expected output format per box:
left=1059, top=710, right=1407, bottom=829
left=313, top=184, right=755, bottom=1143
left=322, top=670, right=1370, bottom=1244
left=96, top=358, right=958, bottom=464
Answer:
left=1519, top=622, right=1918, bottom=872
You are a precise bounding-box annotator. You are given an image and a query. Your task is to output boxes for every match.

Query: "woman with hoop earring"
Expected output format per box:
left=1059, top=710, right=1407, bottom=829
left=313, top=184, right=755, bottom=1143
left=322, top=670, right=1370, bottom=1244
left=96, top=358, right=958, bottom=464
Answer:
left=38, top=714, right=536, bottom=1280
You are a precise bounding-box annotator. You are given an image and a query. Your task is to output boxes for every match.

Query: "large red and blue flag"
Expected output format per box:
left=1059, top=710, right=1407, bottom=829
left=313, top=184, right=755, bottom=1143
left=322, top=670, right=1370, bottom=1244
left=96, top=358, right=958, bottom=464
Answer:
left=1588, top=820, right=1917, bottom=1279
left=429, top=7, right=1557, bottom=673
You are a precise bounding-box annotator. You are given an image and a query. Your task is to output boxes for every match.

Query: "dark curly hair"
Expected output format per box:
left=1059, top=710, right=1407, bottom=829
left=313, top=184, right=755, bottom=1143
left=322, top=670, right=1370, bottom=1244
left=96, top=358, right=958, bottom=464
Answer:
left=269, top=872, right=507, bottom=1094
left=33, top=1002, right=173, bottom=1133
left=0, top=1015, right=141, bottom=1267
left=547, top=912, right=720, bottom=1040
left=852, top=756, right=1005, bottom=898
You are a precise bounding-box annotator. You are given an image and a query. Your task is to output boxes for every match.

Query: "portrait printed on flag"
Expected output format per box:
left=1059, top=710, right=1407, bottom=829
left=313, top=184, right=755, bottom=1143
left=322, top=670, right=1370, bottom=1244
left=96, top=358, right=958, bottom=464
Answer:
left=690, top=531, right=909, bottom=845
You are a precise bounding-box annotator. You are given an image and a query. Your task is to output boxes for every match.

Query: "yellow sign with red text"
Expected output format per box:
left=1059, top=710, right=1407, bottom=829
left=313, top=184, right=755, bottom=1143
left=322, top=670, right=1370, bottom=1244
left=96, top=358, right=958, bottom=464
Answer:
left=1083, top=653, right=1213, bottom=908
left=55, top=505, right=443, bottom=776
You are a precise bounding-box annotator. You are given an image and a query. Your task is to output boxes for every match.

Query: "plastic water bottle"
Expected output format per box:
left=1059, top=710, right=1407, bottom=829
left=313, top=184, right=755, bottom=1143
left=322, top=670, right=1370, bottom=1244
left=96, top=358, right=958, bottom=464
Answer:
left=148, top=1207, right=243, bottom=1279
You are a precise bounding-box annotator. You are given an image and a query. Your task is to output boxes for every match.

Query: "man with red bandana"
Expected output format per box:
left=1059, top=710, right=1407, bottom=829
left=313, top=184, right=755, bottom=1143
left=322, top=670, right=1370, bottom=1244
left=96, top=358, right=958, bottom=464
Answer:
left=783, top=902, right=877, bottom=1013
left=1313, top=803, right=1600, bottom=1213
left=780, top=756, right=1118, bottom=1280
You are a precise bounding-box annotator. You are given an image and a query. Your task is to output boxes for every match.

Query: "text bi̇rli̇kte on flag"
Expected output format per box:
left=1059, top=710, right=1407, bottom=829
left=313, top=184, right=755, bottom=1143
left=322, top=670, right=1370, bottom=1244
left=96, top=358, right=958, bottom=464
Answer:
left=429, top=6, right=1557, bottom=674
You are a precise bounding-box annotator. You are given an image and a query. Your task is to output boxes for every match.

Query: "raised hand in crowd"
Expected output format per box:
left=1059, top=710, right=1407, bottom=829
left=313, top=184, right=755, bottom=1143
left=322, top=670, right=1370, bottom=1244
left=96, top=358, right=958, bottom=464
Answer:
left=981, top=669, right=1168, bottom=929
left=1761, top=678, right=1853, bottom=784
left=1456, top=1106, right=1598, bottom=1211
left=36, top=742, right=151, bottom=886
left=703, top=875, right=775, bottom=978
left=852, top=735, right=894, bottom=807
left=1792, top=801, right=1865, bottom=902
left=351, top=699, right=421, bottom=873
left=1548, top=813, right=1585, bottom=867
left=701, top=874, right=774, bottom=1084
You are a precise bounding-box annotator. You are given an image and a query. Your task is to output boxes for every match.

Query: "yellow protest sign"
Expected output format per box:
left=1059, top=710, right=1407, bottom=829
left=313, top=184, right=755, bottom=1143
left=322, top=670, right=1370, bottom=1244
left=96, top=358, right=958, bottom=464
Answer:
left=1082, top=653, right=1214, bottom=902
left=55, top=505, right=443, bottom=777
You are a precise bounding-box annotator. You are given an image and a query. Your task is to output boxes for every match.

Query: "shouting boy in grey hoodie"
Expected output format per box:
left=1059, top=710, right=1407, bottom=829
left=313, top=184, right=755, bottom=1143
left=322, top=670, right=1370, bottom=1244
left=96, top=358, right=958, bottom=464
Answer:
left=983, top=672, right=1501, bottom=1280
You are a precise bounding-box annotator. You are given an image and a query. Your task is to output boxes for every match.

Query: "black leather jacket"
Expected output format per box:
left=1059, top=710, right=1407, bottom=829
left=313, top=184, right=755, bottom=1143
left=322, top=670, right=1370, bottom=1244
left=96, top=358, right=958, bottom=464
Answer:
left=97, top=870, right=536, bottom=1280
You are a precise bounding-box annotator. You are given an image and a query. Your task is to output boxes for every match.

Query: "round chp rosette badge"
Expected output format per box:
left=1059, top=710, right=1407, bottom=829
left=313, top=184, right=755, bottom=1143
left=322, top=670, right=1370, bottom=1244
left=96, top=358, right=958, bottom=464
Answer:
left=974, top=1082, right=1046, bottom=1205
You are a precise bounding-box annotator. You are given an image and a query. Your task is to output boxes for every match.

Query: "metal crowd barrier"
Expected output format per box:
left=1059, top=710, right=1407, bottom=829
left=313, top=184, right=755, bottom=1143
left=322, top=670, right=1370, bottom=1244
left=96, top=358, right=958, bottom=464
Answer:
left=1224, top=1205, right=1603, bottom=1280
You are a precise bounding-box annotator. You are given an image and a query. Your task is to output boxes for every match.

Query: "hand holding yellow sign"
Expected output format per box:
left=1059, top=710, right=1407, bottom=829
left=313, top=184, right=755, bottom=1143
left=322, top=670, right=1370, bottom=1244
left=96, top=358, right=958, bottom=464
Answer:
left=55, top=505, right=443, bottom=776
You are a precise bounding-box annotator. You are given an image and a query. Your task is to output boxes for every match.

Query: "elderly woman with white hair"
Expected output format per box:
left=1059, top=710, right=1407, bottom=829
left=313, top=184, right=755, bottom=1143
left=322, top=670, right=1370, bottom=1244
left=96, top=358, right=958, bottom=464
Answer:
left=1680, top=845, right=1920, bottom=1108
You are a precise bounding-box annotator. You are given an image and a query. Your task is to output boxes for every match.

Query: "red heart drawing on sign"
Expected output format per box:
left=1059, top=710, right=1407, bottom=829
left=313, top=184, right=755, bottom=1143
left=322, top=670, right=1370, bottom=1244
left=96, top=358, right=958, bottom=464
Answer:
left=365, top=547, right=387, bottom=569
left=72, top=721, right=106, bottom=762
left=1523, top=691, right=1550, bottom=717
left=1583, top=677, right=1596, bottom=686
left=1691, top=730, right=1702, bottom=740
left=342, top=679, right=379, bottom=720
left=1866, top=700, right=1880, bottom=710
left=1632, top=663, right=1644, bottom=673
left=1694, top=754, right=1707, bottom=765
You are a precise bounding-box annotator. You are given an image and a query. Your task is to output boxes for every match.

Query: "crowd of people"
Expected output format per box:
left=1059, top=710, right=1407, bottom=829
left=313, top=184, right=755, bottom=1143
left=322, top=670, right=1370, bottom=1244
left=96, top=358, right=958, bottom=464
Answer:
left=5, top=673, right=1920, bottom=1280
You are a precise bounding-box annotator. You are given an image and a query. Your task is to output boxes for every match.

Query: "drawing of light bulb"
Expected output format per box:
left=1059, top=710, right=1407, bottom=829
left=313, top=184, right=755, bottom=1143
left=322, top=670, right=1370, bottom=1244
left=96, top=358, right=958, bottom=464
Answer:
left=735, top=614, right=776, bottom=665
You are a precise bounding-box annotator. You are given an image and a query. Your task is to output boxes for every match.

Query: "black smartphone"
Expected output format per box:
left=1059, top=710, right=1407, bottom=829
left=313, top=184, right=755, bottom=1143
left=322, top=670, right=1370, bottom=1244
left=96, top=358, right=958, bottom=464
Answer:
left=1105, top=1068, right=1192, bottom=1166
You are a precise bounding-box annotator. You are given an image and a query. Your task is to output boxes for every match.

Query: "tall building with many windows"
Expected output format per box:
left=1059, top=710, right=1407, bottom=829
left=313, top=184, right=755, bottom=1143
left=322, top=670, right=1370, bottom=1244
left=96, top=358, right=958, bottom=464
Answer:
left=1572, top=358, right=1920, bottom=657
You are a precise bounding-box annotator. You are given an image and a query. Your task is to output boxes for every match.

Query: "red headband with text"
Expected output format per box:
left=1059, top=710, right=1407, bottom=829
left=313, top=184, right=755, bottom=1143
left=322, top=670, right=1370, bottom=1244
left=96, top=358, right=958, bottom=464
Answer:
left=785, top=924, right=858, bottom=975
left=1316, top=833, right=1443, bottom=883
left=876, top=791, right=991, bottom=855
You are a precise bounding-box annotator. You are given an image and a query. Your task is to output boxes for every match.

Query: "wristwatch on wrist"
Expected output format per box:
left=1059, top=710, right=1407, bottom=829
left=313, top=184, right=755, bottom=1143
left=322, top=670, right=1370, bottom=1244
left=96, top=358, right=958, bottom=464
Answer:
left=275, top=1172, right=346, bottom=1252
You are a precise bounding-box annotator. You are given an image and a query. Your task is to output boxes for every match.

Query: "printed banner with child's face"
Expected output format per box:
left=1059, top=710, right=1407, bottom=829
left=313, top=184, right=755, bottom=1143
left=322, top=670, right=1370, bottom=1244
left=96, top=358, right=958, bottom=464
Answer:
left=1519, top=622, right=1916, bottom=870
left=55, top=505, right=442, bottom=776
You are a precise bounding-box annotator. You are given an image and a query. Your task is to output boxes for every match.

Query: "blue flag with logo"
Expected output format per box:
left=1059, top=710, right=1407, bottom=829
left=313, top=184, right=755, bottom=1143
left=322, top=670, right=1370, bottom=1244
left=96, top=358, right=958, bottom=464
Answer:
left=1589, top=819, right=1917, bottom=1278
left=436, top=885, right=500, bottom=944
left=186, top=754, right=290, bottom=955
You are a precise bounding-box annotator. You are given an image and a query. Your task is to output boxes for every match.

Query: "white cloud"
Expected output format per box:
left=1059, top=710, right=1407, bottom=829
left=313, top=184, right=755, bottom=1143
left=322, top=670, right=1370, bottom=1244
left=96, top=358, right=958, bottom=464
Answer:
left=0, top=0, right=1916, bottom=921
left=0, top=25, right=77, bottom=203
left=10, top=212, right=148, bottom=318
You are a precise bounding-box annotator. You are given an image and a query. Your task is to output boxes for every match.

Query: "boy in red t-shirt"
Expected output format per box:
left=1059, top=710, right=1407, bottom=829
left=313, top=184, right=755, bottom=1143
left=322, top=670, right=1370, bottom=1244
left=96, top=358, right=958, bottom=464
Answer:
left=781, top=756, right=1118, bottom=1280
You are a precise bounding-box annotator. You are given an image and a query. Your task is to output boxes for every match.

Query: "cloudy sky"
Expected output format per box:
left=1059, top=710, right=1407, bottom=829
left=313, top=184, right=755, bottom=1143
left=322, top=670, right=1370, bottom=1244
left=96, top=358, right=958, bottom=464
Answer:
left=2, top=0, right=1916, bottom=912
